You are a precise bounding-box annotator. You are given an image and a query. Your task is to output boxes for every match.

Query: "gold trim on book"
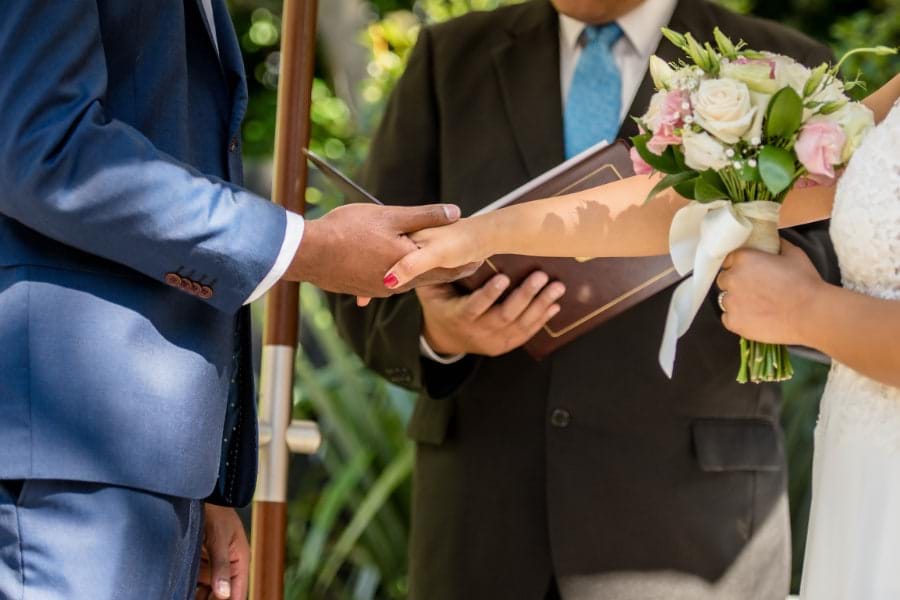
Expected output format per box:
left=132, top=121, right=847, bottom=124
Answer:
left=542, top=267, right=678, bottom=339
left=482, top=260, right=678, bottom=339
left=556, top=163, right=624, bottom=196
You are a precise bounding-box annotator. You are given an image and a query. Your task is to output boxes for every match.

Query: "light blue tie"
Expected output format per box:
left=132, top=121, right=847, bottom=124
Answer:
left=564, top=23, right=624, bottom=159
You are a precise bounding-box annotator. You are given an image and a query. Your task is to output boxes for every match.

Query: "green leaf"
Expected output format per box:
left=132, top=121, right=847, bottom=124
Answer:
left=315, top=446, right=415, bottom=594
left=694, top=169, right=728, bottom=202
left=766, top=87, right=804, bottom=140
left=673, top=177, right=698, bottom=200
left=737, top=162, right=761, bottom=183
left=645, top=171, right=697, bottom=203
left=631, top=134, right=681, bottom=175
left=297, top=451, right=374, bottom=583
left=671, top=144, right=687, bottom=171
left=758, top=145, right=796, bottom=197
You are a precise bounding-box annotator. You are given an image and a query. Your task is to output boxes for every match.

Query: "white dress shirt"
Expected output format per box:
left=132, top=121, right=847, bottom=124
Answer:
left=420, top=0, right=677, bottom=363
left=198, top=0, right=305, bottom=305
left=558, top=0, right=678, bottom=119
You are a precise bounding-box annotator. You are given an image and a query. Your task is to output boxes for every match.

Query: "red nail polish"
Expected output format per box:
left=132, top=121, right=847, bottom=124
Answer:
left=384, top=273, right=399, bottom=288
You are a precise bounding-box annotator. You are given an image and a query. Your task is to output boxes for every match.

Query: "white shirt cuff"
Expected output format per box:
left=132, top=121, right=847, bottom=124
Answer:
left=244, top=210, right=305, bottom=305
left=419, top=335, right=467, bottom=365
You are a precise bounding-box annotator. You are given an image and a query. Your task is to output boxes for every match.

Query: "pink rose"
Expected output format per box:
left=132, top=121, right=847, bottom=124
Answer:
left=795, top=119, right=847, bottom=182
left=647, top=125, right=682, bottom=155
left=630, top=146, right=653, bottom=175
left=647, top=90, right=690, bottom=155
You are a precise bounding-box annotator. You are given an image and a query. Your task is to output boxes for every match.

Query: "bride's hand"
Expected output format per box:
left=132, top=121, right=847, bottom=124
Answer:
left=383, top=218, right=490, bottom=289
left=716, top=240, right=825, bottom=346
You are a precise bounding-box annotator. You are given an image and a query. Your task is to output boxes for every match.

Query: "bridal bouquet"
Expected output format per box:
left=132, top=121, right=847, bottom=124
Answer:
left=630, top=28, right=894, bottom=383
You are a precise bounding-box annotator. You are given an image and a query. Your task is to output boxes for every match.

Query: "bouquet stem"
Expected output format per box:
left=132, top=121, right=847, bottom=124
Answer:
left=737, top=338, right=794, bottom=384
left=732, top=201, right=794, bottom=384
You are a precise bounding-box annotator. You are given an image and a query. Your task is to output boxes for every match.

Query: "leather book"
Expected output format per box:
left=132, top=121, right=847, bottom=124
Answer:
left=457, top=140, right=682, bottom=360
left=305, top=143, right=682, bottom=361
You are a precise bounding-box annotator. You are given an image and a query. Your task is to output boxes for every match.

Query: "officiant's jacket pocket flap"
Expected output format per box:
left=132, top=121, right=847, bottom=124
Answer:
left=406, top=394, right=454, bottom=446
left=692, top=419, right=782, bottom=472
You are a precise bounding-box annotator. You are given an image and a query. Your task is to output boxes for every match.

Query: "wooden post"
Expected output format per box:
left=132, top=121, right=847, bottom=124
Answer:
left=251, top=1, right=321, bottom=599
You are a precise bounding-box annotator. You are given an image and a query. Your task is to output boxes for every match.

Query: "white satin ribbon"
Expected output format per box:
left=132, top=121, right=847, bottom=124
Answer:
left=658, top=200, right=781, bottom=378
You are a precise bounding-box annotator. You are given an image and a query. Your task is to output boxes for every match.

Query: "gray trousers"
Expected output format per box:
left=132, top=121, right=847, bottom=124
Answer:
left=558, top=495, right=791, bottom=600
left=0, top=480, right=204, bottom=600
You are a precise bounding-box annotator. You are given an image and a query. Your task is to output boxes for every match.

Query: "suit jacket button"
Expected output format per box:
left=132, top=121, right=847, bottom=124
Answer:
left=190, top=281, right=203, bottom=296
left=550, top=409, right=571, bottom=428
left=179, top=278, right=194, bottom=293
left=199, top=286, right=214, bottom=299
left=228, top=137, right=238, bottom=153
left=165, top=273, right=182, bottom=287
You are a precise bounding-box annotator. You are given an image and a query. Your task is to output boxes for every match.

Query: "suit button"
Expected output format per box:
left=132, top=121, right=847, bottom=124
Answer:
left=199, top=286, right=214, bottom=299
left=228, top=137, right=238, bottom=153
left=550, top=409, right=571, bottom=428
left=165, top=273, right=182, bottom=287
left=179, top=278, right=194, bottom=293
left=190, top=281, right=203, bottom=296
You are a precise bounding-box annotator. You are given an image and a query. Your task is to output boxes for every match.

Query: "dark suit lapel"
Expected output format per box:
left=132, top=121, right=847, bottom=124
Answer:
left=193, top=0, right=222, bottom=63
left=618, top=0, right=710, bottom=139
left=492, top=0, right=565, bottom=178
left=212, top=0, right=250, bottom=134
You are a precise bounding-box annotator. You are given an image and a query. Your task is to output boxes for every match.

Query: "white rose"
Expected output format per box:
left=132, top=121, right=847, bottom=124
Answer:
left=773, top=56, right=811, bottom=96
left=649, top=56, right=675, bottom=90
left=692, top=79, right=756, bottom=144
left=682, top=130, right=731, bottom=172
left=832, top=103, right=875, bottom=161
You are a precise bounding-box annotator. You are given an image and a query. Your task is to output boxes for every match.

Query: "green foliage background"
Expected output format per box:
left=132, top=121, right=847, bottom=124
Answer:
left=225, top=1, right=899, bottom=597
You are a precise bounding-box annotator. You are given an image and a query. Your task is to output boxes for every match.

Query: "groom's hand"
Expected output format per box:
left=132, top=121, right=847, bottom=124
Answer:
left=285, top=203, right=469, bottom=297
left=196, top=504, right=250, bottom=600
left=418, top=271, right=565, bottom=357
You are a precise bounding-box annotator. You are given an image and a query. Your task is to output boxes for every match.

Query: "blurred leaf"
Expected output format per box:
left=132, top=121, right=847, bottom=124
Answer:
left=694, top=169, right=728, bottom=201
left=758, top=145, right=796, bottom=197
left=766, top=87, right=804, bottom=140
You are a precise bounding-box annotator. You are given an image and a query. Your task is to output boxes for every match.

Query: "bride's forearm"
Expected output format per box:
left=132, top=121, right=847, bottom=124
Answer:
left=801, top=283, right=900, bottom=388
left=469, top=174, right=685, bottom=258
left=863, top=73, right=900, bottom=124
left=469, top=173, right=836, bottom=260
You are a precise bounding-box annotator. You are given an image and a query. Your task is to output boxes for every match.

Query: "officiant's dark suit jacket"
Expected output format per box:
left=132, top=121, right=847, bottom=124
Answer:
left=331, top=1, right=836, bottom=597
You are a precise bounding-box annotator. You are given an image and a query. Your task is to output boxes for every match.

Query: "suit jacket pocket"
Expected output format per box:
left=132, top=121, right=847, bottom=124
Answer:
left=406, top=393, right=455, bottom=446
left=692, top=418, right=783, bottom=472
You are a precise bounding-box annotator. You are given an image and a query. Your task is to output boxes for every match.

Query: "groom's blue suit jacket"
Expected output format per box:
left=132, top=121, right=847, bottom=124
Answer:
left=0, top=1, right=287, bottom=504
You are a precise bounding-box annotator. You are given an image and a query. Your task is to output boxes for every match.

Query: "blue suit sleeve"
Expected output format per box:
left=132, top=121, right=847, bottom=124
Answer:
left=0, top=1, right=287, bottom=314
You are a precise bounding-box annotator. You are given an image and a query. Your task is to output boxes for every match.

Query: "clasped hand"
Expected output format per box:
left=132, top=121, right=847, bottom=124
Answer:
left=284, top=203, right=481, bottom=297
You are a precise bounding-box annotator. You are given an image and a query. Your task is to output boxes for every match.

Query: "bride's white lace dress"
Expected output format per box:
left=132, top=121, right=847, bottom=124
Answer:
left=800, top=100, right=900, bottom=599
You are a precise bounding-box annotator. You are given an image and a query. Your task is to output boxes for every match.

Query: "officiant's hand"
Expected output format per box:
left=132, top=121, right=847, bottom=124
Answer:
left=418, top=271, right=565, bottom=357
left=285, top=203, right=466, bottom=297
